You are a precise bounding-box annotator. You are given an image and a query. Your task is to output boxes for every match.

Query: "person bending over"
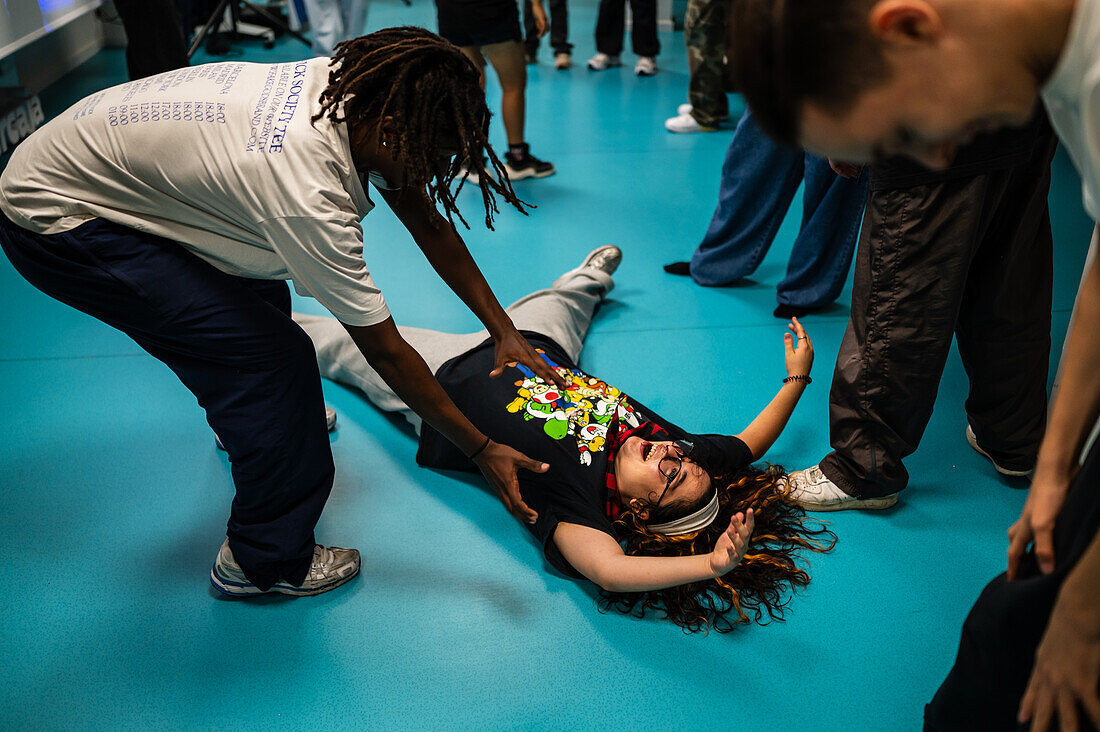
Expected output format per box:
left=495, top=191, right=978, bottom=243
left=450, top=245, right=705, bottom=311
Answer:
left=0, top=27, right=567, bottom=598
left=295, top=246, right=835, bottom=632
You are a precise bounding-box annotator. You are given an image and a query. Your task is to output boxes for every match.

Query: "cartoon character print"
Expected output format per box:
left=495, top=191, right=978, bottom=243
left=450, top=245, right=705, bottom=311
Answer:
left=505, top=351, right=636, bottom=465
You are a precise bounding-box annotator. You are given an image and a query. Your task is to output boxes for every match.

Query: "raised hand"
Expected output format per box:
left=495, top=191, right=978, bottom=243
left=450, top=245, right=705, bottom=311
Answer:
left=783, top=317, right=814, bottom=378
left=708, top=508, right=755, bottom=576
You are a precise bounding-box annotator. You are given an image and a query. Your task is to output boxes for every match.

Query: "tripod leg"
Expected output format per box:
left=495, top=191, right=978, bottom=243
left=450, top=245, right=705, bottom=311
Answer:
left=187, top=0, right=232, bottom=59
left=240, top=0, right=314, bottom=47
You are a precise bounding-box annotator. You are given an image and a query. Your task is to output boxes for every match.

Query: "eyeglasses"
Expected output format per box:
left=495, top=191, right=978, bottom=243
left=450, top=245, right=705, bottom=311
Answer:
left=652, top=440, right=695, bottom=510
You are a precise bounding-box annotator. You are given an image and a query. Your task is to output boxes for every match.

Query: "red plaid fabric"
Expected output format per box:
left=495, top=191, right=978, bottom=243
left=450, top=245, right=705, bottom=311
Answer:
left=604, top=416, right=670, bottom=520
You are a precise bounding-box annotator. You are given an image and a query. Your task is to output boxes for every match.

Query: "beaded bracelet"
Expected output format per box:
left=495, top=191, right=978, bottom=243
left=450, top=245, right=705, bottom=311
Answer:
left=783, top=374, right=812, bottom=385
left=467, top=436, right=491, bottom=460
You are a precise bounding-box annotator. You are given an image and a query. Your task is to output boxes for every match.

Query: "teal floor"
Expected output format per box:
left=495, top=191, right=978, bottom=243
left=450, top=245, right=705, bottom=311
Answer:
left=1, top=2, right=1094, bottom=730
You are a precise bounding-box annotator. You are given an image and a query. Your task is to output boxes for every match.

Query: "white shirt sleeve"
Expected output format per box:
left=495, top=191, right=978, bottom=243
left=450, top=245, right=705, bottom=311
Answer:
left=257, top=215, right=391, bottom=327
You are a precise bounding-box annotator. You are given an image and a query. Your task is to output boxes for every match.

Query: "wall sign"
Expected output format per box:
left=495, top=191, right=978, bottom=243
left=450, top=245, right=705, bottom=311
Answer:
left=0, top=95, right=45, bottom=155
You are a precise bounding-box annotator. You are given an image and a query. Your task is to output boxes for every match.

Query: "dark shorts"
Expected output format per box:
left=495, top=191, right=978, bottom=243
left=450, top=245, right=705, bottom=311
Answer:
left=436, top=0, right=522, bottom=47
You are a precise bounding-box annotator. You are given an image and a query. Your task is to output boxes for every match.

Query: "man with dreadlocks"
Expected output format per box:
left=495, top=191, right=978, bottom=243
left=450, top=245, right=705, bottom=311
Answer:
left=0, top=27, right=567, bottom=597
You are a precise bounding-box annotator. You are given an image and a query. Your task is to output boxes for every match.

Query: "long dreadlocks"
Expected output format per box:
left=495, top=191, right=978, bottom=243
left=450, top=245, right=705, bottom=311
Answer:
left=312, top=26, right=528, bottom=230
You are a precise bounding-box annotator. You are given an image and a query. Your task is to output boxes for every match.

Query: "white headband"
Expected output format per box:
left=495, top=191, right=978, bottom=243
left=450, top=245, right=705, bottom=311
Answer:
left=647, top=490, right=721, bottom=536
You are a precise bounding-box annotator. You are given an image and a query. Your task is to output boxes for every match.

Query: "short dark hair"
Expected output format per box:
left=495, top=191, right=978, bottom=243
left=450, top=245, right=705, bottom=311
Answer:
left=727, top=0, right=891, bottom=146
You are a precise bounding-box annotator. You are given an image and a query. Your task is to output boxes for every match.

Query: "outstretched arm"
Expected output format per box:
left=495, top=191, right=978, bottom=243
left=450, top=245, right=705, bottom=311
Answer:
left=736, top=318, right=814, bottom=460
left=379, top=186, right=568, bottom=390
left=554, top=510, right=754, bottom=593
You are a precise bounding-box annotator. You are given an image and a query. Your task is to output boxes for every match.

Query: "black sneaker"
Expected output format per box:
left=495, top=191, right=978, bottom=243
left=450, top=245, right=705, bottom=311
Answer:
left=504, top=146, right=556, bottom=180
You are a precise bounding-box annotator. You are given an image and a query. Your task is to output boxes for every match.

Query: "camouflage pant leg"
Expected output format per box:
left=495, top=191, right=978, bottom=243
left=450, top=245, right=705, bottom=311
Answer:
left=684, top=0, right=730, bottom=126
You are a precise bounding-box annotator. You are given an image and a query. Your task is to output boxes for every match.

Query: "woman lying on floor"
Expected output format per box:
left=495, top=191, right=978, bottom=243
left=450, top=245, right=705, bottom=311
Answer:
left=295, top=246, right=836, bottom=632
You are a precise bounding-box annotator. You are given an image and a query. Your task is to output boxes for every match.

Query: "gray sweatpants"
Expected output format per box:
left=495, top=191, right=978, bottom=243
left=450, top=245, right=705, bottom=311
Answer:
left=294, top=265, right=613, bottom=433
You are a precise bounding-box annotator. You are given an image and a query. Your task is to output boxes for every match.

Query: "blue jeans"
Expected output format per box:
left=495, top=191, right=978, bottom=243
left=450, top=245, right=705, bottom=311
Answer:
left=690, top=110, right=869, bottom=308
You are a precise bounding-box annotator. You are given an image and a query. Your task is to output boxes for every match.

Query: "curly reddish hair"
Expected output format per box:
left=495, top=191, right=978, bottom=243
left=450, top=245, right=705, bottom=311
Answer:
left=600, top=465, right=837, bottom=633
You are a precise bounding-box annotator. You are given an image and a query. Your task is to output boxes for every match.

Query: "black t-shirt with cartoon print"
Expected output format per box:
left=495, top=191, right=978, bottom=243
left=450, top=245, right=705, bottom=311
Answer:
left=416, top=332, right=753, bottom=579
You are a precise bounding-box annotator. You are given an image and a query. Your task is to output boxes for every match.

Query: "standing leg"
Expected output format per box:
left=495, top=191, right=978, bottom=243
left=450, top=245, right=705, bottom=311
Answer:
left=818, top=178, right=976, bottom=497
left=684, top=0, right=729, bottom=127
left=819, top=115, right=1056, bottom=498
left=775, top=153, right=868, bottom=310
left=458, top=46, right=488, bottom=90
left=0, top=216, right=333, bottom=590
left=303, top=0, right=345, bottom=55
left=341, top=0, right=371, bottom=41
left=689, top=110, right=806, bottom=286
left=594, top=0, right=627, bottom=57
left=113, top=0, right=189, bottom=79
left=482, top=40, right=528, bottom=146
left=956, top=126, right=1057, bottom=472
left=628, top=0, right=660, bottom=58
left=548, top=0, right=572, bottom=54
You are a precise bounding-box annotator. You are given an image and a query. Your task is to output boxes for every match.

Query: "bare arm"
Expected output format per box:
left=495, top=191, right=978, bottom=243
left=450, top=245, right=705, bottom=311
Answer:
left=343, top=316, right=545, bottom=522
left=1009, top=228, right=1100, bottom=578
left=553, top=510, right=754, bottom=593
left=736, top=318, right=814, bottom=460
left=379, top=186, right=567, bottom=389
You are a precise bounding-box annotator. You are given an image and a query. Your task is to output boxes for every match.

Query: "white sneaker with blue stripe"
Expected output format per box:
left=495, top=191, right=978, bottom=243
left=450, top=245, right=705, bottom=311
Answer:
left=210, top=539, right=360, bottom=597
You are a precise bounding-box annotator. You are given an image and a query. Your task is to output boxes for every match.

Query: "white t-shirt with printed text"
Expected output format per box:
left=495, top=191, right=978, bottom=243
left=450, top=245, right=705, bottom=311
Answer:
left=1043, top=0, right=1100, bottom=225
left=0, top=58, right=390, bottom=327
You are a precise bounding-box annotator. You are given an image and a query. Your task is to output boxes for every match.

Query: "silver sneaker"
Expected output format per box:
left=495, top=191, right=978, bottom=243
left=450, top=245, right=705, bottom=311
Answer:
left=215, top=406, right=337, bottom=451
left=785, top=465, right=899, bottom=512
left=210, top=539, right=360, bottom=597
left=580, top=245, right=622, bottom=275
left=966, top=424, right=1034, bottom=477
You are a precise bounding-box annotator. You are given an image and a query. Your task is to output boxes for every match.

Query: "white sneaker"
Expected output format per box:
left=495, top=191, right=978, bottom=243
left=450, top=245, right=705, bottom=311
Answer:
left=634, top=56, right=657, bottom=76
left=677, top=103, right=693, bottom=116
left=554, top=52, right=572, bottom=70
left=966, top=425, right=1034, bottom=477
left=785, top=465, right=899, bottom=512
left=215, top=406, right=337, bottom=451
left=210, top=539, right=360, bottom=597
left=459, top=158, right=494, bottom=186
left=664, top=112, right=717, bottom=133
left=587, top=53, right=621, bottom=70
